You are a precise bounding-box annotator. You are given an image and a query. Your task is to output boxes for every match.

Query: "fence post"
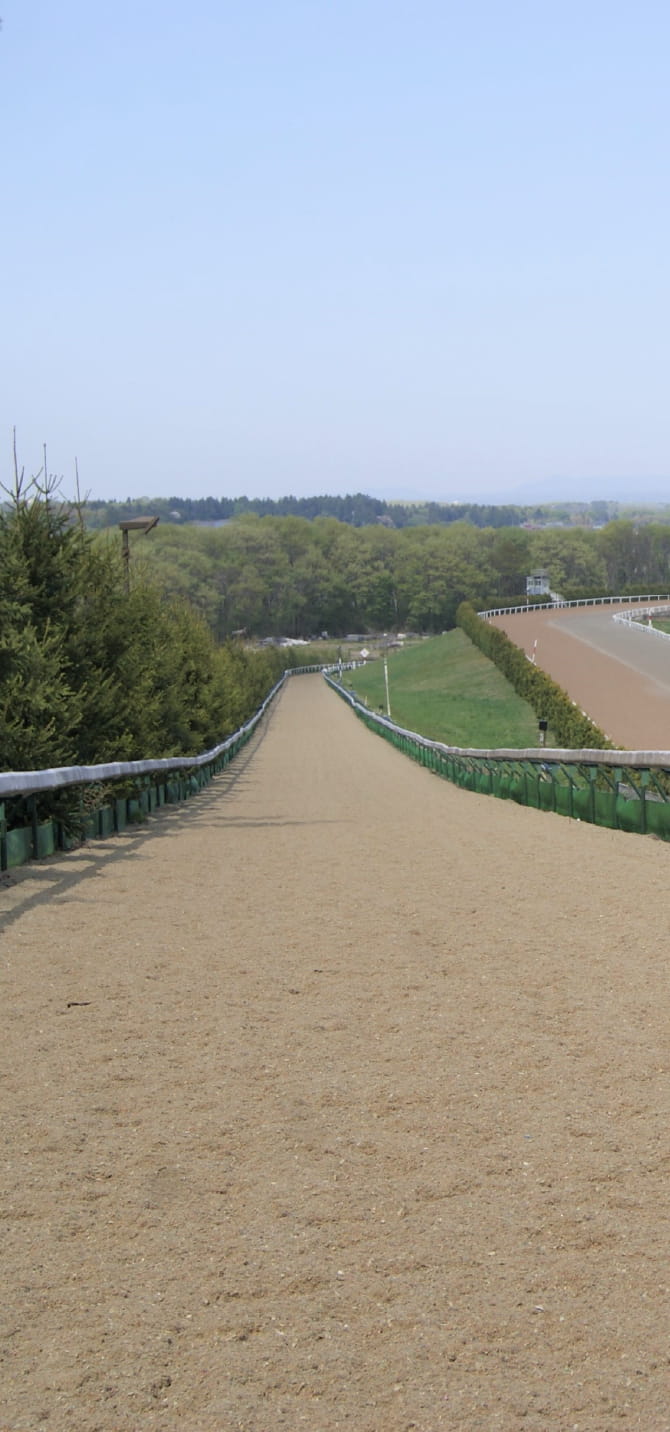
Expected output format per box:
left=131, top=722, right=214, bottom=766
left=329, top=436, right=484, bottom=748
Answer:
left=29, top=795, right=40, bottom=860
left=547, top=766, right=557, bottom=811
left=564, top=768, right=575, bottom=820
left=638, top=769, right=648, bottom=835
left=588, top=768, right=596, bottom=825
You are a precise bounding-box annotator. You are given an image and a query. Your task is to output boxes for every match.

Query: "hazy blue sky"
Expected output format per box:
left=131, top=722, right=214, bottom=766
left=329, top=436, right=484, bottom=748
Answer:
left=3, top=2, right=670, bottom=502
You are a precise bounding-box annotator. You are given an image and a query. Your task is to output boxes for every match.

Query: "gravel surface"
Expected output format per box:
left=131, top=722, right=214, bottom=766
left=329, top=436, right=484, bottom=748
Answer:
left=2, top=675, right=670, bottom=1431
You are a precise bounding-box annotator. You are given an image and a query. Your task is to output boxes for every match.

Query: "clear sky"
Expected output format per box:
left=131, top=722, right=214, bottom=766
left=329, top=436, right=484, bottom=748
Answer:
left=3, top=1, right=670, bottom=503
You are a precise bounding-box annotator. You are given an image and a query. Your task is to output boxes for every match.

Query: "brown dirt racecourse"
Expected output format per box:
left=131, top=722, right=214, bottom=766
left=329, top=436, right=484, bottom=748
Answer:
left=492, top=601, right=670, bottom=749
left=2, top=676, right=670, bottom=1431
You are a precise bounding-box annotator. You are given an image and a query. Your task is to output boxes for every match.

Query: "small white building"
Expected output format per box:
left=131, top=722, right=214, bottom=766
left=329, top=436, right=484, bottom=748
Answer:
left=526, top=570, right=551, bottom=596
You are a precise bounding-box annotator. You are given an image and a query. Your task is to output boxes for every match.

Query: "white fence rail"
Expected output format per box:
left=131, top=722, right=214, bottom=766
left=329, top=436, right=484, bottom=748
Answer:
left=479, top=593, right=670, bottom=619
left=613, top=606, right=670, bottom=640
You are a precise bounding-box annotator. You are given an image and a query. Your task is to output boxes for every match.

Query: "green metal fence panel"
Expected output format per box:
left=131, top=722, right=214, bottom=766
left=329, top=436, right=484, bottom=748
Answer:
left=555, top=785, right=573, bottom=818
left=524, top=774, right=540, bottom=809
left=509, top=773, right=525, bottom=803
left=571, top=787, right=590, bottom=822
left=6, top=827, right=32, bottom=868
left=538, top=779, right=554, bottom=812
left=615, top=794, right=644, bottom=834
left=645, top=800, right=670, bottom=837
left=594, top=789, right=618, bottom=829
left=36, top=821, right=56, bottom=858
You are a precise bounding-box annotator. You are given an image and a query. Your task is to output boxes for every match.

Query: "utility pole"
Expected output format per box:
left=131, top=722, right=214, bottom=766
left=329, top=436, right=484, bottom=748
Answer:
left=383, top=656, right=391, bottom=719
left=118, top=516, right=159, bottom=593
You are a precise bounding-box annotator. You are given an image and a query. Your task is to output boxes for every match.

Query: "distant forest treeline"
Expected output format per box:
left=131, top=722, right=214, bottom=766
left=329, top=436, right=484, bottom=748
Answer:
left=83, top=492, right=626, bottom=530
left=125, top=511, right=670, bottom=639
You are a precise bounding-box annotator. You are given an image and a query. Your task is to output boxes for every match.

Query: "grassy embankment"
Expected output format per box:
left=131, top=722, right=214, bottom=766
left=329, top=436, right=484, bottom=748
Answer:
left=342, top=629, right=551, bottom=748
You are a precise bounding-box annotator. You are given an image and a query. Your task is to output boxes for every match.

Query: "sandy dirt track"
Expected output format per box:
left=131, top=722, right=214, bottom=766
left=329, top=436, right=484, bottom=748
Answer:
left=492, top=603, right=670, bottom=748
left=2, top=676, right=670, bottom=1431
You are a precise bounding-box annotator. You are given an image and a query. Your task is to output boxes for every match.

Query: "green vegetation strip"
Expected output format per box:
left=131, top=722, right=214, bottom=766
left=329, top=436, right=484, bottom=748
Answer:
left=457, top=603, right=611, bottom=748
left=342, top=631, right=552, bottom=749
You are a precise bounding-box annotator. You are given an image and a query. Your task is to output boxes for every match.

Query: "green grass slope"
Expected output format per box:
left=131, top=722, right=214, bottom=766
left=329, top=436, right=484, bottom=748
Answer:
left=343, top=630, right=548, bottom=749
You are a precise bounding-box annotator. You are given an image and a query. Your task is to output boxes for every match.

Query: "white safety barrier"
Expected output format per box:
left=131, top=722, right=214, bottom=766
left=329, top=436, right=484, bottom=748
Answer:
left=613, top=606, right=670, bottom=640
left=479, top=593, right=670, bottom=619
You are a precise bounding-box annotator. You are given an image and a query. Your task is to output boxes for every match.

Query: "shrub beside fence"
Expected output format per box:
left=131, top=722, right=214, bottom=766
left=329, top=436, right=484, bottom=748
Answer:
left=0, top=664, right=347, bottom=872
left=326, top=677, right=670, bottom=841
left=457, top=602, right=612, bottom=749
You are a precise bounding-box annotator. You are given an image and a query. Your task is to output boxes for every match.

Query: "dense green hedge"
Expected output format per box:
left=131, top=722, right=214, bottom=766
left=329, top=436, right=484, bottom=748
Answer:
left=456, top=603, right=612, bottom=749
left=0, top=468, right=321, bottom=831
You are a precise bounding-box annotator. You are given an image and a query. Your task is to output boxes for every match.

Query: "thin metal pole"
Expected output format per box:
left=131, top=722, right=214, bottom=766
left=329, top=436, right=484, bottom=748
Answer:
left=383, top=656, right=391, bottom=719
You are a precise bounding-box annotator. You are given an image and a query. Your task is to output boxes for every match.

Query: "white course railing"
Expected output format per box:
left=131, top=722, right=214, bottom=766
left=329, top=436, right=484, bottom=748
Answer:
left=613, top=606, right=670, bottom=640
left=479, top=593, right=670, bottom=619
